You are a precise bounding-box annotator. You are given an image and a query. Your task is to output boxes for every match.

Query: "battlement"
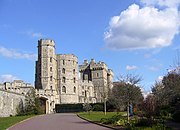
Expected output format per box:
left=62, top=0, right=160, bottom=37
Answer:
left=56, top=54, right=78, bottom=62
left=90, top=61, right=108, bottom=71
left=38, top=39, right=55, bottom=47
left=108, top=69, right=114, bottom=76
left=79, top=59, right=108, bottom=71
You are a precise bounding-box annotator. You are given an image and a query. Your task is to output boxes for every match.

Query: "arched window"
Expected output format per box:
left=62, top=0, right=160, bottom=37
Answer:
left=50, top=86, right=52, bottom=90
left=62, top=68, right=65, bottom=74
left=74, top=86, right=76, bottom=93
left=62, top=86, right=66, bottom=93
left=73, top=77, right=76, bottom=83
left=63, top=60, right=65, bottom=65
left=50, top=57, right=52, bottom=62
left=50, top=67, right=52, bottom=72
left=63, top=77, right=66, bottom=83
left=73, top=69, right=75, bottom=74
left=50, top=76, right=53, bottom=81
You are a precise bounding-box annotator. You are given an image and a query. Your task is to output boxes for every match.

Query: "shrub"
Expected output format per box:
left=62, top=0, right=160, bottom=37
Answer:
left=116, top=119, right=125, bottom=126
left=92, top=104, right=103, bottom=111
left=100, top=114, right=123, bottom=125
left=135, top=118, right=157, bottom=127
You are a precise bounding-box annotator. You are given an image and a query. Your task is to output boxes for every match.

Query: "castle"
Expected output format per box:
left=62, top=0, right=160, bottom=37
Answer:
left=0, top=39, right=114, bottom=116
left=35, top=39, right=114, bottom=113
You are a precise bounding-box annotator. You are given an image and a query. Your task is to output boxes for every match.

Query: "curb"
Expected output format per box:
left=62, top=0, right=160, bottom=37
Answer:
left=77, top=114, right=125, bottom=130
left=6, top=114, right=45, bottom=130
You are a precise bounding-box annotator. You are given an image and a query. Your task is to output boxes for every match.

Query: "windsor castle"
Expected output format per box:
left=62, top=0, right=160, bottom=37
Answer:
left=0, top=39, right=113, bottom=116
left=35, top=39, right=113, bottom=113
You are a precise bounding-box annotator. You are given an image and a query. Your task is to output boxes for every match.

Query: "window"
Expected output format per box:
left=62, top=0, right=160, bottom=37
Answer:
left=82, top=91, right=85, bottom=96
left=97, top=73, right=99, bottom=77
left=50, top=76, right=53, bottom=81
left=63, top=77, right=66, bottom=83
left=50, top=86, right=52, bottom=90
left=62, top=86, right=66, bottom=93
left=50, top=57, right=52, bottom=62
left=63, top=60, right=65, bottom=65
left=50, top=67, right=52, bottom=72
left=74, top=86, right=76, bottom=93
left=85, top=90, right=87, bottom=97
left=62, top=68, right=65, bottom=74
left=73, top=77, right=76, bottom=83
left=73, top=69, right=75, bottom=74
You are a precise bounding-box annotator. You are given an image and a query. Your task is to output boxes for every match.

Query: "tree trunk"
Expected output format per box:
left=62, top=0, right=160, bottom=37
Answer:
left=127, top=102, right=129, bottom=123
left=104, top=98, right=106, bottom=115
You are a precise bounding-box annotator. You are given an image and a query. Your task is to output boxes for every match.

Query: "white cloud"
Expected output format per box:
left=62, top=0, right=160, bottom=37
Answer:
left=141, top=0, right=180, bottom=8
left=31, top=32, right=43, bottom=38
left=140, top=87, right=151, bottom=98
left=0, top=74, right=18, bottom=83
left=21, top=31, right=44, bottom=38
left=0, top=46, right=37, bottom=60
left=144, top=48, right=162, bottom=58
left=104, top=1, right=180, bottom=50
left=126, top=65, right=138, bottom=70
left=157, top=76, right=163, bottom=81
left=149, top=66, right=160, bottom=71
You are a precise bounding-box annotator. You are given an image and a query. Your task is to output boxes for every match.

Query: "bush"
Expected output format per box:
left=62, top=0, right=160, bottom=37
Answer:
left=92, top=104, right=103, bottom=111
left=116, top=119, right=125, bottom=126
left=83, top=103, right=92, bottom=112
left=135, top=118, right=157, bottom=127
left=172, top=110, right=180, bottom=122
left=100, top=114, right=124, bottom=125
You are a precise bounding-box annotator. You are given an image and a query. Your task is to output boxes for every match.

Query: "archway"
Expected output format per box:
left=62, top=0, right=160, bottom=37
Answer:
left=39, top=96, right=48, bottom=114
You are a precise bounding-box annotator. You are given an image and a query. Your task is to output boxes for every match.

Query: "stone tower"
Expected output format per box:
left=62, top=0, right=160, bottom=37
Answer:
left=35, top=39, right=57, bottom=90
left=35, top=39, right=59, bottom=113
left=56, top=54, right=79, bottom=103
left=79, top=59, right=114, bottom=102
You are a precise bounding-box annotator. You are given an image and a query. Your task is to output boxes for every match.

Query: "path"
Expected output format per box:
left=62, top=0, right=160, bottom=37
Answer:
left=8, top=113, right=113, bottom=130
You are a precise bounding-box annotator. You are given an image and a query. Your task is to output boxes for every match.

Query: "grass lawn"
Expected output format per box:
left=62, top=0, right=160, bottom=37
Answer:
left=0, top=115, right=35, bottom=130
left=78, top=112, right=172, bottom=130
left=78, top=111, right=126, bottom=122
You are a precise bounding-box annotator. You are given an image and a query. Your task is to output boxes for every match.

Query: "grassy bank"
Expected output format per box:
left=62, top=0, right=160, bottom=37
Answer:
left=78, top=111, right=125, bottom=122
left=78, top=112, right=172, bottom=130
left=0, top=115, right=34, bottom=130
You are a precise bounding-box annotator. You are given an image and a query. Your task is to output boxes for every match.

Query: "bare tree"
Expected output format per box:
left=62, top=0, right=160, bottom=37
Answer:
left=96, top=82, right=109, bottom=115
left=111, top=73, right=143, bottom=123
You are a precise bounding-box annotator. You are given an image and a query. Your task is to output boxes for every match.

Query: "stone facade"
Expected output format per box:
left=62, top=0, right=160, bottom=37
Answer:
left=78, top=80, right=96, bottom=103
left=35, top=39, right=114, bottom=113
left=56, top=54, right=79, bottom=103
left=79, top=59, right=114, bottom=102
left=0, top=80, right=33, bottom=117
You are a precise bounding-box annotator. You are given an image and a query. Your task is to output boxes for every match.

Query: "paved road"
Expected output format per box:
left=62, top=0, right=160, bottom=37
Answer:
left=8, top=113, right=113, bottom=130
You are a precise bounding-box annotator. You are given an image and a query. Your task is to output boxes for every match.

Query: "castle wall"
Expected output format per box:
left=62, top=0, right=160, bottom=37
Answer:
left=0, top=89, right=25, bottom=117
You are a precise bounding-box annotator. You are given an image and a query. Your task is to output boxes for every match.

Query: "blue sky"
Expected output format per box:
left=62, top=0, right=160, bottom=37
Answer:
left=0, top=0, right=180, bottom=95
